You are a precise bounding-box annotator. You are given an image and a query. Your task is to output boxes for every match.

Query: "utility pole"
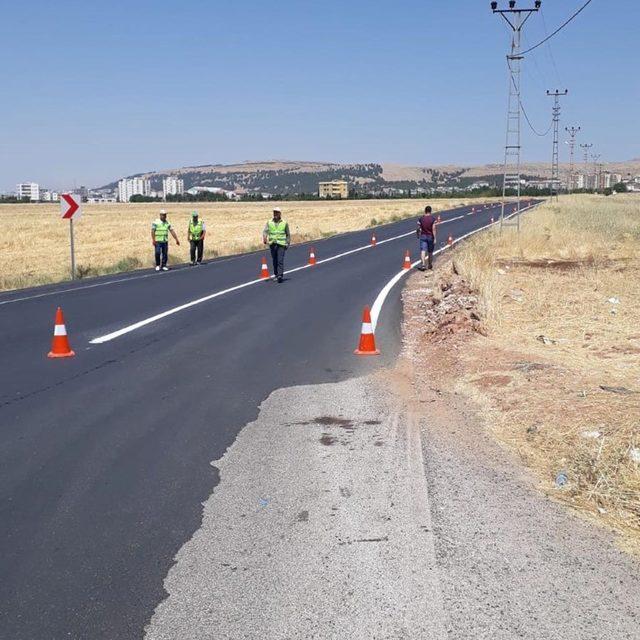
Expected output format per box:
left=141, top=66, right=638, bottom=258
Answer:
left=580, top=143, right=593, bottom=191
left=546, top=89, right=568, bottom=200
left=591, top=153, right=602, bottom=192
left=491, top=0, right=542, bottom=232
left=565, top=125, right=580, bottom=193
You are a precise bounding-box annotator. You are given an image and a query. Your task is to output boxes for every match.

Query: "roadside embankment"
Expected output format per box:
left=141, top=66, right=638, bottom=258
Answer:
left=0, top=197, right=502, bottom=292
left=404, top=194, right=640, bottom=552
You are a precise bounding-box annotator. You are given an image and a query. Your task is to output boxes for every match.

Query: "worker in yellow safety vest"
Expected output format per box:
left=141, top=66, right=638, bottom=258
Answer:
left=151, top=210, right=180, bottom=271
left=262, top=207, right=290, bottom=283
left=187, top=211, right=206, bottom=266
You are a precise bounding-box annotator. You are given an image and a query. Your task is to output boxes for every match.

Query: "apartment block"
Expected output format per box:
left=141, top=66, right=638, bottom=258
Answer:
left=318, top=180, right=349, bottom=199
left=16, top=182, right=40, bottom=201
left=118, top=177, right=151, bottom=202
left=162, top=176, right=185, bottom=198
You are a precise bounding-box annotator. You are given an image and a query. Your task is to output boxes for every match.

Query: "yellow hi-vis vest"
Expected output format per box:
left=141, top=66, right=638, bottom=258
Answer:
left=189, top=220, right=204, bottom=241
left=153, top=220, right=171, bottom=242
left=267, top=220, right=288, bottom=246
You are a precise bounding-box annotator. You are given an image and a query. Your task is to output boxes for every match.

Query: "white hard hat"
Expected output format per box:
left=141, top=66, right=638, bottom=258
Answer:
left=159, top=209, right=167, bottom=215
left=273, top=207, right=282, bottom=213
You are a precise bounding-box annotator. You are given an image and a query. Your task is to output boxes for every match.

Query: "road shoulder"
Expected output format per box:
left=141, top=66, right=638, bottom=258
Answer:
left=145, top=376, right=447, bottom=640
left=401, top=266, right=640, bottom=639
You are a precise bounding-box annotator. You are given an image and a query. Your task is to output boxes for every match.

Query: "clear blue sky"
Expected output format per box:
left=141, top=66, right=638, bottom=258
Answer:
left=1, top=0, right=637, bottom=191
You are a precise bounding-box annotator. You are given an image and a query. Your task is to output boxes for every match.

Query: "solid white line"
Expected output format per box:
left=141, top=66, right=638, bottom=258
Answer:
left=0, top=211, right=473, bottom=308
left=89, top=210, right=481, bottom=344
left=369, top=204, right=538, bottom=332
left=89, top=219, right=462, bottom=344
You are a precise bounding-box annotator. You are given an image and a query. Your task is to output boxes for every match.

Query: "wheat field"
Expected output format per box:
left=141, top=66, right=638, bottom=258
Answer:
left=0, top=197, right=502, bottom=292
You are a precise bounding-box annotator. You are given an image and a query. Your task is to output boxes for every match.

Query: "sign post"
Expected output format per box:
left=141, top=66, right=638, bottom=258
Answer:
left=60, top=193, right=82, bottom=280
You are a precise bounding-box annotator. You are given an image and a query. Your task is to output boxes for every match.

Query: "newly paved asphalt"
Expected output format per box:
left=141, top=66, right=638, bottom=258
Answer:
left=0, top=200, right=533, bottom=639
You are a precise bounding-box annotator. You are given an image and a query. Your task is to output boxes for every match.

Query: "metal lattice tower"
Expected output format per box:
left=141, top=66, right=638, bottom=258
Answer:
left=565, top=125, right=580, bottom=193
left=591, top=153, right=602, bottom=191
left=547, top=90, right=568, bottom=200
left=580, top=143, right=593, bottom=190
left=491, top=1, right=542, bottom=231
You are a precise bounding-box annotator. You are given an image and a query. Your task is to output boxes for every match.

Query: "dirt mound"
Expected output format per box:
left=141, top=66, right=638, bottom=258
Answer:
left=403, top=264, right=484, bottom=342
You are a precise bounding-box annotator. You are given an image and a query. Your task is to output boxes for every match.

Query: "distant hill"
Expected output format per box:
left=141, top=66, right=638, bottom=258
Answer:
left=101, top=159, right=640, bottom=195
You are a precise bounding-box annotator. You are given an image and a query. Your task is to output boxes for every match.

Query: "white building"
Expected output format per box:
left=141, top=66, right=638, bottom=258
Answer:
left=118, top=177, right=151, bottom=202
left=16, top=182, right=40, bottom=201
left=162, top=176, right=184, bottom=199
left=40, top=190, right=60, bottom=202
left=186, top=186, right=235, bottom=198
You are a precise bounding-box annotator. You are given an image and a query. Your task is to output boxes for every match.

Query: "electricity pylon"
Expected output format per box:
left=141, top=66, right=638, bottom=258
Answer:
left=491, top=0, right=542, bottom=231
left=547, top=89, right=568, bottom=200
left=565, top=125, right=580, bottom=193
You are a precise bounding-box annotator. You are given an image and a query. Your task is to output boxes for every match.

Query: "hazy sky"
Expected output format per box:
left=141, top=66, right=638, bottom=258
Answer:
left=1, top=0, right=638, bottom=191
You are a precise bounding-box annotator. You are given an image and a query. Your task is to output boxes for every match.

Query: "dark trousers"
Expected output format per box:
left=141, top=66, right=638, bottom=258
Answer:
left=269, top=243, right=286, bottom=279
left=154, top=242, right=168, bottom=267
left=190, top=239, right=204, bottom=263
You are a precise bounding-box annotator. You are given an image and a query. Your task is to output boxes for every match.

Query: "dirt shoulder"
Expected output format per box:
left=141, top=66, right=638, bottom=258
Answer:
left=401, top=220, right=640, bottom=555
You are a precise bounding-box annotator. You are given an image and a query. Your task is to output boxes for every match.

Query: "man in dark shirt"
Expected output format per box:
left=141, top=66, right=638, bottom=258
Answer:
left=416, top=205, right=437, bottom=270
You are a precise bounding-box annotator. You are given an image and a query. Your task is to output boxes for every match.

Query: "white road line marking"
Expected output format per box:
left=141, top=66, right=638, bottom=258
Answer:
left=369, top=204, right=539, bottom=331
left=88, top=212, right=479, bottom=343
left=0, top=211, right=474, bottom=308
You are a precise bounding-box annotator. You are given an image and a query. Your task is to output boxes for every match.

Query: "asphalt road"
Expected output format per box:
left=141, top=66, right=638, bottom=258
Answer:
left=0, top=200, right=533, bottom=639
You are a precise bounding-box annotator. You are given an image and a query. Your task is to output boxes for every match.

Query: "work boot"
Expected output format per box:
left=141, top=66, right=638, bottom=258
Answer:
left=155, top=266, right=160, bottom=272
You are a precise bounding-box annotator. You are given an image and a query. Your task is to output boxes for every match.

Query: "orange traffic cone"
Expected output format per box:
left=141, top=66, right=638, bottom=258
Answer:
left=371, top=234, right=377, bottom=246
left=354, top=307, right=380, bottom=356
left=448, top=235, right=453, bottom=246
left=260, top=257, right=270, bottom=280
left=402, top=250, right=411, bottom=270
left=47, top=307, right=75, bottom=358
left=308, top=247, right=317, bottom=266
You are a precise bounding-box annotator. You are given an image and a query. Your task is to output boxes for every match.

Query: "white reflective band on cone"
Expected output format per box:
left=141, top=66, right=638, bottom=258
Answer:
left=54, top=325, right=67, bottom=336
left=361, top=322, right=373, bottom=334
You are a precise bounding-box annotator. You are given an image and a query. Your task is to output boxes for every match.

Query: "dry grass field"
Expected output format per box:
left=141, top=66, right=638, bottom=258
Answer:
left=452, top=194, right=640, bottom=549
left=0, top=196, right=501, bottom=292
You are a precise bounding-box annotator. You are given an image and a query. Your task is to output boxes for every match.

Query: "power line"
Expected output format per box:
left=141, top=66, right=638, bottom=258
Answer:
left=521, top=98, right=553, bottom=137
left=521, top=0, right=595, bottom=56
left=507, top=59, right=552, bottom=137
left=540, top=9, right=563, bottom=85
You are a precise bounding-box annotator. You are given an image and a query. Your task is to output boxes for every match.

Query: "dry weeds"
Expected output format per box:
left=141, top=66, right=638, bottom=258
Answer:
left=0, top=197, right=502, bottom=292
left=450, top=194, right=640, bottom=550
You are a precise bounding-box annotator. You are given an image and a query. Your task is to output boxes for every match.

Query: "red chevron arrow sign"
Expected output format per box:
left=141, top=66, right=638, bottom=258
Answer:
left=60, top=193, right=81, bottom=220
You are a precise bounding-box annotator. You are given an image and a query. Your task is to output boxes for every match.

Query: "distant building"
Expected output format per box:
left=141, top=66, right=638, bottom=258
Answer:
left=162, top=176, right=184, bottom=199
left=40, top=190, right=59, bottom=202
left=16, top=182, right=40, bottom=201
left=87, top=195, right=118, bottom=203
left=118, top=177, right=151, bottom=202
left=318, top=180, right=349, bottom=199
left=186, top=186, right=235, bottom=198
